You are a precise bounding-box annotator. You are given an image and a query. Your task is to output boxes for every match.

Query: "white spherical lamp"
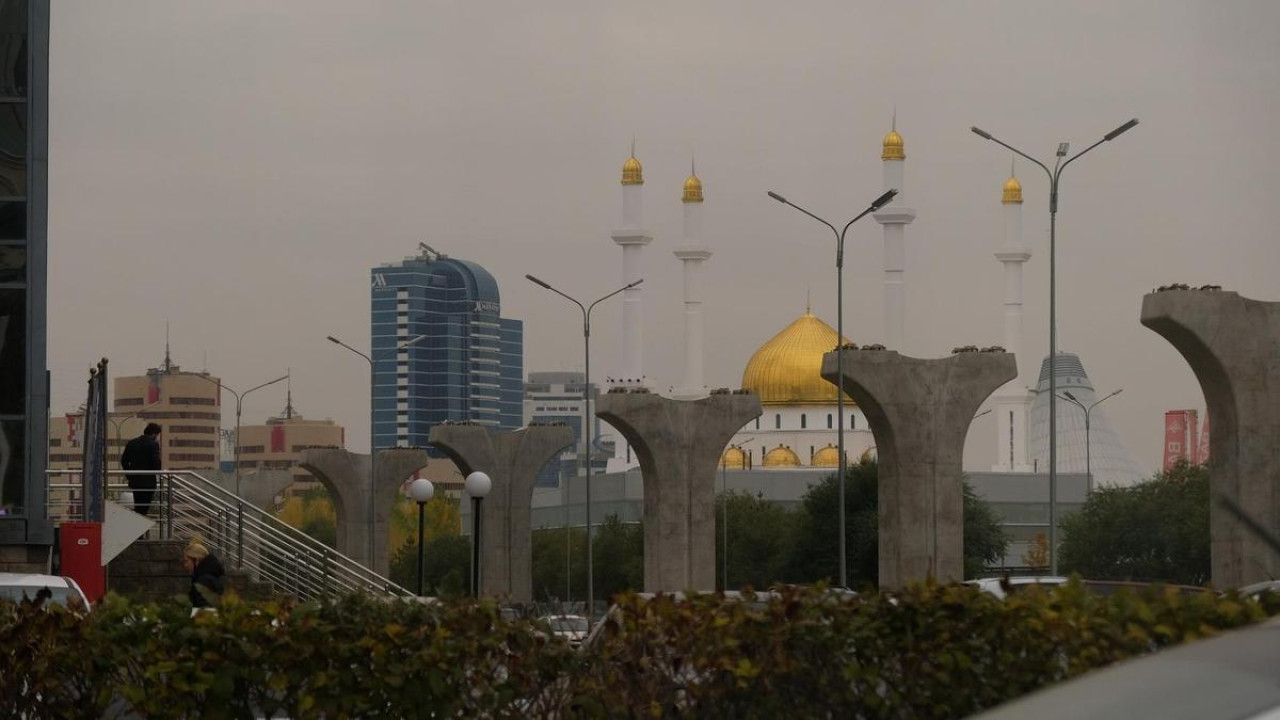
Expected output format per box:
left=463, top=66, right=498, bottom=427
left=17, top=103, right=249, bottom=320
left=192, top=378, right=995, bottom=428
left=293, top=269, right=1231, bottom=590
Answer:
left=464, top=471, right=492, bottom=498
left=409, top=478, right=435, bottom=504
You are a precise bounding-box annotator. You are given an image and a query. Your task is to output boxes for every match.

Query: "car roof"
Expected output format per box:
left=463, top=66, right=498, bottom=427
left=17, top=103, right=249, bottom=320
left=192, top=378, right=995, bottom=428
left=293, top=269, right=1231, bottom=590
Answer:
left=973, top=618, right=1280, bottom=720
left=0, top=573, right=71, bottom=588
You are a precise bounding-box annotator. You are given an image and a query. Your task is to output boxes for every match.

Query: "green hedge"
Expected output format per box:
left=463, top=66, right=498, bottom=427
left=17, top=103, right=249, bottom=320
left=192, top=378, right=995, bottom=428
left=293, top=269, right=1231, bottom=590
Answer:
left=2, top=581, right=1277, bottom=719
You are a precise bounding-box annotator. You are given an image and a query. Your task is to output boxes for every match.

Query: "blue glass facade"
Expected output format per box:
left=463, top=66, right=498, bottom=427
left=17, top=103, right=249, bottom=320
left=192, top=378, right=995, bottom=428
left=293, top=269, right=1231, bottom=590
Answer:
left=370, top=253, right=523, bottom=452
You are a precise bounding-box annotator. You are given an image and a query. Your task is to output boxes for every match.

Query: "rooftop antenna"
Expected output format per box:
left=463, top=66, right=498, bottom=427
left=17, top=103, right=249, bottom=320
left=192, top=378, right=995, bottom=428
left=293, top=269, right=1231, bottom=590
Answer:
left=892, top=106, right=897, bottom=132
left=418, top=242, right=444, bottom=261
left=284, top=368, right=294, bottom=419
left=163, top=321, right=173, bottom=372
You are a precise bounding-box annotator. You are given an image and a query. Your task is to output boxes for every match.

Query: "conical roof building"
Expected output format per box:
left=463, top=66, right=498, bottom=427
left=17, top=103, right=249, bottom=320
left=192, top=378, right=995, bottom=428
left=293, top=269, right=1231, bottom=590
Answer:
left=1028, top=353, right=1148, bottom=487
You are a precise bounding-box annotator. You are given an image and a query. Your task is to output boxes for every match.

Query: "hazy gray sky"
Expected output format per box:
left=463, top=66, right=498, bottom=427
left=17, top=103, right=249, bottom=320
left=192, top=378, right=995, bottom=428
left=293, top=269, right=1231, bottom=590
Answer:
left=47, top=1, right=1280, bottom=471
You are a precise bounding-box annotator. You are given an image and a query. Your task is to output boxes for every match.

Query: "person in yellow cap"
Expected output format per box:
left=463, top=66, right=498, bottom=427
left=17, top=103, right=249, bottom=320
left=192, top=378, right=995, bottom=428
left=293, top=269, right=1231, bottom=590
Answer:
left=184, top=539, right=225, bottom=608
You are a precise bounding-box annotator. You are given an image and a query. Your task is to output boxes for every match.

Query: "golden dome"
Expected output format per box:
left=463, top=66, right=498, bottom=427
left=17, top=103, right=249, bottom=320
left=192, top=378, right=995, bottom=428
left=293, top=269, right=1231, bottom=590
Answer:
left=720, top=445, right=746, bottom=469
left=621, top=155, right=644, bottom=185
left=682, top=173, right=704, bottom=203
left=763, top=445, right=801, bottom=467
left=741, top=310, right=854, bottom=405
left=882, top=130, right=905, bottom=161
left=811, top=444, right=842, bottom=467
left=1002, top=175, right=1023, bottom=204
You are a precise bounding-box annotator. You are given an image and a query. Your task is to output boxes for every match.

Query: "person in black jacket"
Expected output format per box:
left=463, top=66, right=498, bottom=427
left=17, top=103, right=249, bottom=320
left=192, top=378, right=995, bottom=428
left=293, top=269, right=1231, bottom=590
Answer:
left=184, top=539, right=225, bottom=608
left=119, top=422, right=162, bottom=516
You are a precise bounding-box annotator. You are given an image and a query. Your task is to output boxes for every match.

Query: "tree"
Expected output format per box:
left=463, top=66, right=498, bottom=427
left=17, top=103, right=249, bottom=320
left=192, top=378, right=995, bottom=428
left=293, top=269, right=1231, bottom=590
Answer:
left=1022, top=533, right=1049, bottom=570
left=788, top=460, right=1009, bottom=587
left=531, top=525, right=585, bottom=603
left=715, top=491, right=800, bottom=591
left=1059, top=462, right=1210, bottom=585
left=389, top=534, right=470, bottom=597
left=274, top=486, right=337, bottom=548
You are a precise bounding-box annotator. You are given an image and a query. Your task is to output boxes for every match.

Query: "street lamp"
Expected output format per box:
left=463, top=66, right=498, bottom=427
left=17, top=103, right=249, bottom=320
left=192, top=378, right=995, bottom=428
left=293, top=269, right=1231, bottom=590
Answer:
left=526, top=274, right=641, bottom=622
left=192, top=373, right=289, bottom=499
left=766, top=187, right=898, bottom=588
left=409, top=477, right=435, bottom=597
left=108, top=401, right=160, bottom=451
left=192, top=372, right=289, bottom=568
left=326, top=333, right=428, bottom=567
left=465, top=471, right=492, bottom=597
left=1060, top=389, right=1123, bottom=495
left=971, top=118, right=1138, bottom=576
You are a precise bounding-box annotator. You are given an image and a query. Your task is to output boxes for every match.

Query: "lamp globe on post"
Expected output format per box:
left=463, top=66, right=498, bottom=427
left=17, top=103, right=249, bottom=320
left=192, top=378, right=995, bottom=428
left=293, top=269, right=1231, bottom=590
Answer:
left=409, top=478, right=435, bottom=597
left=464, top=471, right=492, bottom=598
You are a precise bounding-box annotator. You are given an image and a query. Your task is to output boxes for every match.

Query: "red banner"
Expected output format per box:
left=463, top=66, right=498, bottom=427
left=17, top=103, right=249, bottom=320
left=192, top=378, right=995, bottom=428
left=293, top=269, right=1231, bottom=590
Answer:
left=271, top=425, right=286, bottom=454
left=1163, top=410, right=1190, bottom=470
left=1197, top=413, right=1210, bottom=465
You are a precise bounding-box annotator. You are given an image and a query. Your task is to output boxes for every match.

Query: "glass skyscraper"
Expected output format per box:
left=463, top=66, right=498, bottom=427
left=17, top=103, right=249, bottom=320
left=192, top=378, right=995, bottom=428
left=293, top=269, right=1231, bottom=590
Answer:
left=369, top=246, right=522, bottom=452
left=0, top=0, right=48, bottom=546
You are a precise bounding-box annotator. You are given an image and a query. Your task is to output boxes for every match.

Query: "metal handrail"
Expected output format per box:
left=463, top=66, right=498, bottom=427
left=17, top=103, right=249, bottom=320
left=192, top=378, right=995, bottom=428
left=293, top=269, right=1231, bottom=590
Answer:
left=47, top=469, right=413, bottom=600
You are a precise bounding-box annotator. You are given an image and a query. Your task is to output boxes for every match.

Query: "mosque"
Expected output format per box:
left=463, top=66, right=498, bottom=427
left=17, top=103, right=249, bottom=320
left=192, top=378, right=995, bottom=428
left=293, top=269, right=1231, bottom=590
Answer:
left=594, top=121, right=1145, bottom=485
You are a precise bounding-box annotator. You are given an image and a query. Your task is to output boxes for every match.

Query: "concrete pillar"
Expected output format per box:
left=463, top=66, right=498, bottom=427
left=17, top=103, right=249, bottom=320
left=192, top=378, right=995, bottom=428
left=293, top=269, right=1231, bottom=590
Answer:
left=428, top=424, right=574, bottom=602
left=1140, top=288, right=1280, bottom=588
left=821, top=348, right=1015, bottom=589
left=298, top=448, right=429, bottom=577
left=595, top=391, right=761, bottom=592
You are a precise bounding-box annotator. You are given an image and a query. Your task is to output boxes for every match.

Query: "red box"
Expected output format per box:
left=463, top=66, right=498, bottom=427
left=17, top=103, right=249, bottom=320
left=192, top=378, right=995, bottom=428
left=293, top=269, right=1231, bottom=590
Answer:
left=60, top=522, right=105, bottom=603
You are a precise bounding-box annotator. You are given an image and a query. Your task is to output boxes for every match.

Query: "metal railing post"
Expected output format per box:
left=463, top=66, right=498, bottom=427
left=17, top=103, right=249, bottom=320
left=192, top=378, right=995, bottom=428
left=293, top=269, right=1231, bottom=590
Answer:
left=165, top=474, right=174, bottom=540
left=236, top=500, right=245, bottom=569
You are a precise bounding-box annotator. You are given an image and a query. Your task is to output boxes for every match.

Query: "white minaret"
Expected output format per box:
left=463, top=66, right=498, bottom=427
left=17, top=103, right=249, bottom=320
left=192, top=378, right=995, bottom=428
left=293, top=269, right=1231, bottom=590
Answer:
left=873, top=116, right=917, bottom=351
left=992, top=163, right=1034, bottom=472
left=673, top=161, right=710, bottom=399
left=612, top=142, right=653, bottom=385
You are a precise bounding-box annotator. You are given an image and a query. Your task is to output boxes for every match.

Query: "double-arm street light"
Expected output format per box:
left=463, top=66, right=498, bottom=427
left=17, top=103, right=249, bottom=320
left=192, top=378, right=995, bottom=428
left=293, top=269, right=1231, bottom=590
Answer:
left=971, top=117, right=1138, bottom=576
left=108, top=401, right=159, bottom=450
left=766, top=188, right=898, bottom=589
left=327, top=333, right=428, bottom=567
left=526, top=274, right=641, bottom=622
left=1060, top=389, right=1123, bottom=495
left=193, top=372, right=289, bottom=568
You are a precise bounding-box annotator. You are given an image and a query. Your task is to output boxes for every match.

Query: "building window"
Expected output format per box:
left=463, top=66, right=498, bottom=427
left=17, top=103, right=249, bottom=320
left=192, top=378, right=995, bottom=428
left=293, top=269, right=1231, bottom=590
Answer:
left=827, top=414, right=832, bottom=429
left=775, top=414, right=781, bottom=429
left=755, top=417, right=760, bottom=430
left=851, top=414, right=856, bottom=430
left=801, top=414, right=807, bottom=429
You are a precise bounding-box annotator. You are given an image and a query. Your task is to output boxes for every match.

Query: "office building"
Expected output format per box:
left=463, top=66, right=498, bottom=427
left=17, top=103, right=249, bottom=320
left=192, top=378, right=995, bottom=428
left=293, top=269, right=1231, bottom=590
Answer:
left=370, top=244, right=522, bottom=451
left=113, top=353, right=222, bottom=470
left=236, top=389, right=344, bottom=499
left=523, top=371, right=610, bottom=487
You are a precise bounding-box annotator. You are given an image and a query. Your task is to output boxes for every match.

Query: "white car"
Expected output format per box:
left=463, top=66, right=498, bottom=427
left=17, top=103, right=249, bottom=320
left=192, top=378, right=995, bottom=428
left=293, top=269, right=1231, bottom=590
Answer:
left=539, top=614, right=590, bottom=647
left=966, top=576, right=1069, bottom=600
left=0, top=573, right=91, bottom=611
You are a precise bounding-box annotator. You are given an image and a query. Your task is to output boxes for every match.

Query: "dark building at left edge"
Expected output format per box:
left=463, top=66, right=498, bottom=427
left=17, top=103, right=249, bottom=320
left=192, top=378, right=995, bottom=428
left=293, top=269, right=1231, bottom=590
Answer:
left=0, top=0, right=50, bottom=562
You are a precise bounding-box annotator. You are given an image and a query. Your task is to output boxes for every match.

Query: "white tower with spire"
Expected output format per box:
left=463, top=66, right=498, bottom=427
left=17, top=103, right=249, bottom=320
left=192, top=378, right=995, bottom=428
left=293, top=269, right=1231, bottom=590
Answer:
left=992, top=165, right=1034, bottom=471
left=673, top=161, right=711, bottom=399
left=611, top=143, right=652, bottom=386
left=873, top=115, right=917, bottom=351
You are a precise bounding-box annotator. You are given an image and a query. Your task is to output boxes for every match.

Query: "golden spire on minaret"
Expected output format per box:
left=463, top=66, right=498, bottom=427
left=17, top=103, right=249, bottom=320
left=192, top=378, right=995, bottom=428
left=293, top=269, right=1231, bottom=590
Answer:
left=1002, top=157, right=1023, bottom=204
left=882, top=110, right=905, bottom=161
left=682, top=156, right=703, bottom=203
left=621, top=137, right=644, bottom=185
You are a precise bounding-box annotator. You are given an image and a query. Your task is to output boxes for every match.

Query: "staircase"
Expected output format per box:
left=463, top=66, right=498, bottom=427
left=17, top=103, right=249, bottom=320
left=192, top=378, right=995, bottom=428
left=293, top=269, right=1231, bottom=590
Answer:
left=48, top=469, right=414, bottom=602
left=108, top=540, right=274, bottom=603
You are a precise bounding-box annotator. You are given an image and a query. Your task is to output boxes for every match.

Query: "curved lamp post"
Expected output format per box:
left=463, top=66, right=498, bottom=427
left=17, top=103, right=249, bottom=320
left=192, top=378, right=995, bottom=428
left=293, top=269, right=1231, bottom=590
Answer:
left=525, top=275, right=641, bottom=621
left=766, top=188, right=898, bottom=588
left=465, top=471, right=492, bottom=597
left=971, top=118, right=1138, bottom=575
left=409, top=477, right=435, bottom=596
left=1060, top=389, right=1123, bottom=495
left=326, top=333, right=428, bottom=567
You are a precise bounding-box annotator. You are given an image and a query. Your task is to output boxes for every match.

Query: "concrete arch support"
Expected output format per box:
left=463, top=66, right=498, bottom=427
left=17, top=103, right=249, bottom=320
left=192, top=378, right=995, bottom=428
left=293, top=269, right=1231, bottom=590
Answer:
left=298, top=448, right=429, bottom=577
left=821, top=349, right=1015, bottom=589
left=1141, top=289, right=1280, bottom=588
left=429, top=425, right=574, bottom=602
left=595, top=392, right=762, bottom=593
